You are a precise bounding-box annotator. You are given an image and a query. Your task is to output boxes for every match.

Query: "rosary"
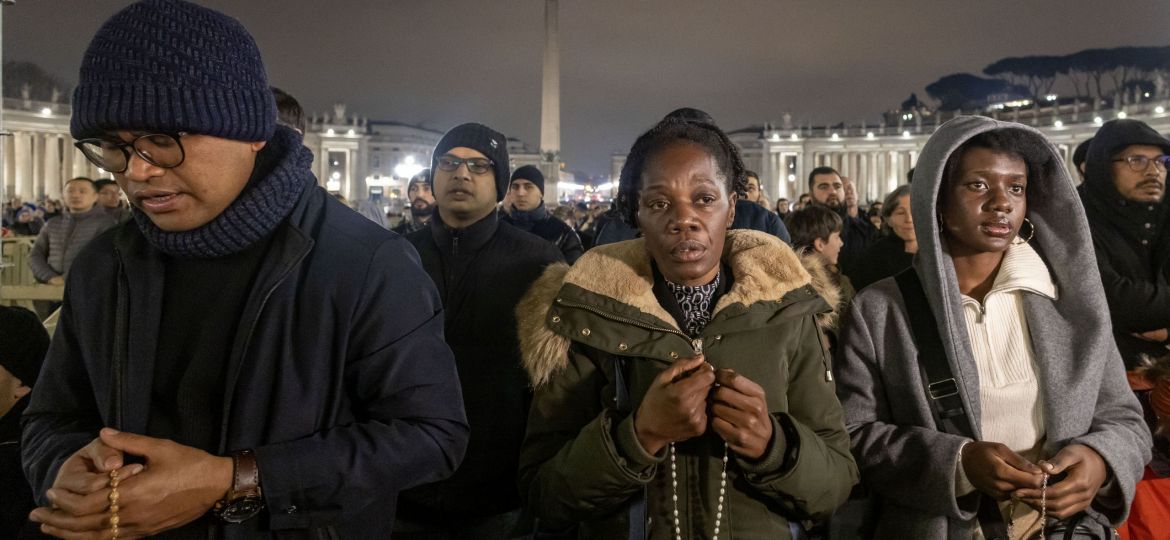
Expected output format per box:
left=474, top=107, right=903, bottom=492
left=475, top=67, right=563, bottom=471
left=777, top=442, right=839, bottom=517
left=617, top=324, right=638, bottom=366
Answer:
left=669, top=442, right=730, bottom=540
left=108, top=469, right=122, bottom=539
left=1006, top=472, right=1049, bottom=540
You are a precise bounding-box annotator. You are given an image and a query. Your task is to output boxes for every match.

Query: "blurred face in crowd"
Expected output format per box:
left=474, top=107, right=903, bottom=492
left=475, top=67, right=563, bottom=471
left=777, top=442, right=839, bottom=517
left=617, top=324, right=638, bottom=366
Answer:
left=407, top=179, right=435, bottom=218
left=939, top=147, right=1027, bottom=257
left=887, top=195, right=914, bottom=246
left=1111, top=144, right=1167, bottom=203
left=815, top=231, right=844, bottom=266
left=433, top=147, right=498, bottom=227
left=744, top=175, right=762, bottom=203
left=776, top=198, right=789, bottom=214
left=637, top=140, right=736, bottom=286
left=842, top=177, right=857, bottom=208
left=811, top=173, right=844, bottom=208
left=0, top=364, right=30, bottom=418
left=509, top=179, right=543, bottom=212
left=98, top=183, right=124, bottom=209
left=111, top=131, right=265, bottom=232
left=63, top=180, right=99, bottom=213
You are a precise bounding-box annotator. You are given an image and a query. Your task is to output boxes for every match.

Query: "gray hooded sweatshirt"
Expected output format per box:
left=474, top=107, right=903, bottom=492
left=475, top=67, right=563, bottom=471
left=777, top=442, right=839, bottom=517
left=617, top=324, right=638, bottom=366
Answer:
left=834, top=116, right=1150, bottom=539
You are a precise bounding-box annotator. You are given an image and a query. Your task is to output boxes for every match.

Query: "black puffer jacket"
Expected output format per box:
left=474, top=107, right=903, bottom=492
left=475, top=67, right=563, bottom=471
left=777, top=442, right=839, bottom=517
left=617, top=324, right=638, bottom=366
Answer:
left=1079, top=119, right=1170, bottom=368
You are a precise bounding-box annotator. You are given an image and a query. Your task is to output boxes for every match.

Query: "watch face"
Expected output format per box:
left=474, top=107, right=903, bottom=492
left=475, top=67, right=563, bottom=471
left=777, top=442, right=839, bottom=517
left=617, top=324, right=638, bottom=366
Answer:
left=220, top=495, right=264, bottom=523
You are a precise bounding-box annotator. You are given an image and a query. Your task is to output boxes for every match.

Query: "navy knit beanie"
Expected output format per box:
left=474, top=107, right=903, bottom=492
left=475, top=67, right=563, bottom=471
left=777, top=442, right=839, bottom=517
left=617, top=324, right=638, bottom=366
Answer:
left=511, top=165, right=545, bottom=194
left=431, top=123, right=510, bottom=201
left=71, top=0, right=276, bottom=142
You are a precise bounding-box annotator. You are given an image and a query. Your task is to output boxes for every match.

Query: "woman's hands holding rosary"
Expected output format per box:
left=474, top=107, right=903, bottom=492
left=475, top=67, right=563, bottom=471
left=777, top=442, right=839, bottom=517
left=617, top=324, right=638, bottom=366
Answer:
left=1014, top=444, right=1109, bottom=520
left=634, top=355, right=776, bottom=459
left=962, top=442, right=1109, bottom=519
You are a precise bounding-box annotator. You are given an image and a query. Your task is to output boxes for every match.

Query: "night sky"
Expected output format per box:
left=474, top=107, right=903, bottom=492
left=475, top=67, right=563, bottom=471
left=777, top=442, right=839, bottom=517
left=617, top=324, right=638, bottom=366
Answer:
left=6, top=0, right=1169, bottom=176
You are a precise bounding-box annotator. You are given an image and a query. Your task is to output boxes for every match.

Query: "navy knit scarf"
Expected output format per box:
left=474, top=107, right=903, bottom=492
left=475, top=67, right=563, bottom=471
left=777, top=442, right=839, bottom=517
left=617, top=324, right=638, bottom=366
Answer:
left=132, top=126, right=314, bottom=259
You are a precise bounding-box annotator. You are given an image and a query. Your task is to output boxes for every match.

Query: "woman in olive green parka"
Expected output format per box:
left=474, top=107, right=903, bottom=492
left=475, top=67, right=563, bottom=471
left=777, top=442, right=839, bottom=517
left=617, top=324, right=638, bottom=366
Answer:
left=516, top=115, right=858, bottom=539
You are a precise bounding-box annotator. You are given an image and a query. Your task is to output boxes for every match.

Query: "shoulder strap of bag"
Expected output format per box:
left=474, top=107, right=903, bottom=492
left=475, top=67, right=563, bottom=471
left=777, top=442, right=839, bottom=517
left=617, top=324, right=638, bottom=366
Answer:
left=893, top=269, right=1010, bottom=540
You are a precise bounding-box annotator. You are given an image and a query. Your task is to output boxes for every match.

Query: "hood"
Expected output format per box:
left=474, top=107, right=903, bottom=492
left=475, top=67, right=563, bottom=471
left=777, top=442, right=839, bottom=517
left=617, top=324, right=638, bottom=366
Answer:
left=517, top=229, right=839, bottom=386
left=1080, top=119, right=1170, bottom=247
left=910, top=116, right=1115, bottom=428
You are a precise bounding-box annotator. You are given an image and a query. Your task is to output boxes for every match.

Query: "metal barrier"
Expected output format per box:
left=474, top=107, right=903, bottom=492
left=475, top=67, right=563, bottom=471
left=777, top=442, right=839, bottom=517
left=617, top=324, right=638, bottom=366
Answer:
left=1, top=236, right=63, bottom=307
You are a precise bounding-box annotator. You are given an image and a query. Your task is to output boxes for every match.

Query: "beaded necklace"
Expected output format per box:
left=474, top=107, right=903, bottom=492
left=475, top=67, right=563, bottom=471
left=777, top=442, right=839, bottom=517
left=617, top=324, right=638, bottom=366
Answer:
left=664, top=274, right=729, bottom=539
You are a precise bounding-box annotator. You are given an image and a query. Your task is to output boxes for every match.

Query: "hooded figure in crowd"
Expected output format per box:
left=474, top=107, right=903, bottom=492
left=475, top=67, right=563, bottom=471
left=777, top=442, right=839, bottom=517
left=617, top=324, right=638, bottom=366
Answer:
left=835, top=116, right=1150, bottom=538
left=516, top=115, right=857, bottom=539
left=1078, top=119, right=1170, bottom=369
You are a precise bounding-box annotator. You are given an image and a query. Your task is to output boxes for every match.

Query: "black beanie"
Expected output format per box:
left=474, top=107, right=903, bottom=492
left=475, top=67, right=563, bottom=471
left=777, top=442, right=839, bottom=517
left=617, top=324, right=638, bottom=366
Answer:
left=431, top=123, right=511, bottom=201
left=511, top=165, right=546, bottom=194
left=71, top=0, right=276, bottom=142
left=0, top=306, right=50, bottom=387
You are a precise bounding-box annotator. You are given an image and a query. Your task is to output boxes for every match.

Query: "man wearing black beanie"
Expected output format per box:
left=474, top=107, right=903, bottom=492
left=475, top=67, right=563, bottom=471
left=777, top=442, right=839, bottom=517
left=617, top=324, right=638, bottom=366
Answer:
left=501, top=165, right=584, bottom=263
left=0, top=306, right=49, bottom=538
left=23, top=1, right=468, bottom=538
left=399, top=124, right=562, bottom=539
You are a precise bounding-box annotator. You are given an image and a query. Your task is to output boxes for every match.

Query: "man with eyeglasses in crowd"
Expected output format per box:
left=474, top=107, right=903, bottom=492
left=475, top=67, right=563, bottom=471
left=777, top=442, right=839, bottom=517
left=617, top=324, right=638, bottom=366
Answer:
left=398, top=123, right=563, bottom=539
left=1080, top=119, right=1170, bottom=369
left=22, top=1, right=468, bottom=538
left=1080, top=118, right=1170, bottom=539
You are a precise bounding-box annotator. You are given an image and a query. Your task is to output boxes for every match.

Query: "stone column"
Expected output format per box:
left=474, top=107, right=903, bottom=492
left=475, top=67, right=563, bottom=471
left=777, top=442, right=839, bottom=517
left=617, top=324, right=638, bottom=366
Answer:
left=14, top=133, right=34, bottom=200
left=43, top=135, right=62, bottom=200
left=2, top=135, right=14, bottom=199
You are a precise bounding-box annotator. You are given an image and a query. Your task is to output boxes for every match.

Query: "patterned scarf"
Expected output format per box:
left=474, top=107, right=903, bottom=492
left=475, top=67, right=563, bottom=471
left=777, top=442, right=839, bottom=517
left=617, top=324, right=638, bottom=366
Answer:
left=665, top=272, right=721, bottom=336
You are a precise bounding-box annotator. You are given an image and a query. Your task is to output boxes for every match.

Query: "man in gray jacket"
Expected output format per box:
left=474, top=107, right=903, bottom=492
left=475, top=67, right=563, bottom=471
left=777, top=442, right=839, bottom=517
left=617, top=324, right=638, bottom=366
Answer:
left=29, top=177, right=118, bottom=285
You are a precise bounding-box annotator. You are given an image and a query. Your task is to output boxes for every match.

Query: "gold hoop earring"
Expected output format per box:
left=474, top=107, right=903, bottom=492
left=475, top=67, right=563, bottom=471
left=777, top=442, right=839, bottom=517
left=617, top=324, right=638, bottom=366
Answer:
left=1013, top=217, right=1035, bottom=245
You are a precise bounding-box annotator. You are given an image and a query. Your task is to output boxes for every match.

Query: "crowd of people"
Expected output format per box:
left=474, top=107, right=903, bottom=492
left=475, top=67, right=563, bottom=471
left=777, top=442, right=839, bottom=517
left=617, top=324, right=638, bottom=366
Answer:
left=2, top=1, right=1170, bottom=539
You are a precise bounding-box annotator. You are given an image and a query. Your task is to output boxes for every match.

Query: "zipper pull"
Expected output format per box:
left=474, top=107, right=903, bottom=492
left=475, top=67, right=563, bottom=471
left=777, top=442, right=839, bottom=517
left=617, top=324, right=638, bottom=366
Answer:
left=691, top=338, right=704, bottom=356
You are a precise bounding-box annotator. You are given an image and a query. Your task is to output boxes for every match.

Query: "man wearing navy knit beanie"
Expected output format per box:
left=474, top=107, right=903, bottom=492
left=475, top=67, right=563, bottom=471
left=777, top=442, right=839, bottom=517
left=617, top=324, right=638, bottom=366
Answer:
left=398, top=124, right=562, bottom=539
left=22, top=1, right=468, bottom=538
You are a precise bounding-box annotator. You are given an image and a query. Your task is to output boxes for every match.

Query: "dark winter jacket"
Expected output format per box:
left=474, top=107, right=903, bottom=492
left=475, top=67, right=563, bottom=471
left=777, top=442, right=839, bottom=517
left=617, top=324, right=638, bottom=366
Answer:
left=502, top=203, right=585, bottom=264
left=391, top=216, right=430, bottom=236
left=517, top=230, right=857, bottom=539
left=2, top=400, right=43, bottom=540
left=28, top=205, right=118, bottom=282
left=22, top=142, right=469, bottom=539
left=849, top=235, right=916, bottom=292
left=731, top=199, right=791, bottom=244
left=1079, top=119, right=1170, bottom=368
left=401, top=210, right=563, bottom=527
left=835, top=208, right=878, bottom=281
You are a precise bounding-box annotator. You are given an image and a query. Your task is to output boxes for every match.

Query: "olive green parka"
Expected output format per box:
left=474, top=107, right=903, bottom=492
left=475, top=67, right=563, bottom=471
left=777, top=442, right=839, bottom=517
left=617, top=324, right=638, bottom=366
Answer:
left=517, top=229, right=858, bottom=539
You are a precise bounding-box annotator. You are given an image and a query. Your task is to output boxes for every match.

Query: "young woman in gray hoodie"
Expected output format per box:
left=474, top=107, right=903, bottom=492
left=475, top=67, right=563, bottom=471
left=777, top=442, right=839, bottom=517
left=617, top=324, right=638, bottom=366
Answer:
left=834, top=116, right=1150, bottom=539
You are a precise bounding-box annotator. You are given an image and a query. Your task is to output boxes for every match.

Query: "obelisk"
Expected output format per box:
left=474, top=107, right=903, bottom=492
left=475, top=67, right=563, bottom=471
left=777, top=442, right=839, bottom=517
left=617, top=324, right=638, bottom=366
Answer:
left=539, top=0, right=560, bottom=204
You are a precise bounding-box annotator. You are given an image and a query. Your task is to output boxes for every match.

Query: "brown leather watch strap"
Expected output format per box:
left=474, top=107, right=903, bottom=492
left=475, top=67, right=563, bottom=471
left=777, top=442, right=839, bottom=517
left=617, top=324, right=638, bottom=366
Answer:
left=231, top=449, right=261, bottom=497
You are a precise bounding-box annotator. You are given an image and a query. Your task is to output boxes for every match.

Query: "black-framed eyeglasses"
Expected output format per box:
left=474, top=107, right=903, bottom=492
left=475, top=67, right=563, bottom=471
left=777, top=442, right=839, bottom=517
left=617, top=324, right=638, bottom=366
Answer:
left=1112, top=155, right=1170, bottom=172
left=435, top=154, right=494, bottom=175
left=74, top=132, right=188, bottom=174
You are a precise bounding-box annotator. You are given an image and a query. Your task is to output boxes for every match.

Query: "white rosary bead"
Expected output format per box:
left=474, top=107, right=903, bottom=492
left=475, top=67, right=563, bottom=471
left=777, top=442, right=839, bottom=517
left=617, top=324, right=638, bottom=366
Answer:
left=669, top=442, right=730, bottom=540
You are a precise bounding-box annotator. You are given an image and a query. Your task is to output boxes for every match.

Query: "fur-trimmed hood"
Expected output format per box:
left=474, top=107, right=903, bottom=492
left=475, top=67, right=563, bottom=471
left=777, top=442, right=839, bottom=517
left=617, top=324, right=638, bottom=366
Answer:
left=517, top=229, right=840, bottom=386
